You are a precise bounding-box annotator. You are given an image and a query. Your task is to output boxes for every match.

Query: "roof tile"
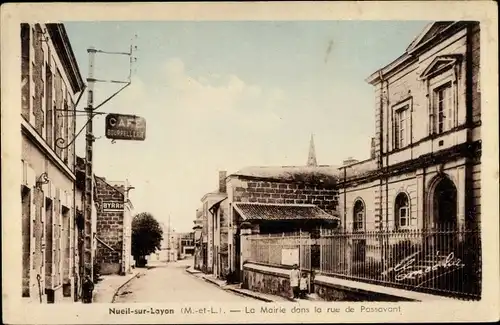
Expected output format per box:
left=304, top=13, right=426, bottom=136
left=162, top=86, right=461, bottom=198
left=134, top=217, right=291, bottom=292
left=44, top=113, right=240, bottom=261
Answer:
left=234, top=203, right=338, bottom=221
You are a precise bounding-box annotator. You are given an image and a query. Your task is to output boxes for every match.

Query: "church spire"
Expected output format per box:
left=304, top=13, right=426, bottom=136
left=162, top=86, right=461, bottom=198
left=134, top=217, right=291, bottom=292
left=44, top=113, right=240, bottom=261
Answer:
left=307, top=134, right=318, bottom=167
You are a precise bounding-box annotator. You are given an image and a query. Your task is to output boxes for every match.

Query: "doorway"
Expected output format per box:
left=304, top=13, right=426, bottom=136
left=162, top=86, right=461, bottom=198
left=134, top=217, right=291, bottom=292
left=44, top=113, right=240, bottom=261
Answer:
left=431, top=176, right=458, bottom=253
left=433, top=177, right=458, bottom=229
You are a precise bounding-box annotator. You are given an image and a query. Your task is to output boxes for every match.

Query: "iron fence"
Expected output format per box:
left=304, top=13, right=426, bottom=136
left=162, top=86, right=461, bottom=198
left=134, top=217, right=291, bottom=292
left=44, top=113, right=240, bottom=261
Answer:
left=248, top=232, right=312, bottom=270
left=319, top=224, right=481, bottom=300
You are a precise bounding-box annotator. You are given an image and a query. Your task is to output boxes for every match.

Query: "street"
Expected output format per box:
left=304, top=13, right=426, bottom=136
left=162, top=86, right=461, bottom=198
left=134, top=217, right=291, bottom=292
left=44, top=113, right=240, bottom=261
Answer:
left=114, top=258, right=254, bottom=303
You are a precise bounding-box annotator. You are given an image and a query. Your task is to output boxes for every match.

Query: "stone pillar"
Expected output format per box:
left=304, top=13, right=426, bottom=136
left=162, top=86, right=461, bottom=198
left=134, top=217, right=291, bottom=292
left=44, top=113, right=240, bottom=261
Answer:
left=457, top=166, right=466, bottom=230
left=416, top=169, right=425, bottom=230
left=239, top=221, right=253, bottom=289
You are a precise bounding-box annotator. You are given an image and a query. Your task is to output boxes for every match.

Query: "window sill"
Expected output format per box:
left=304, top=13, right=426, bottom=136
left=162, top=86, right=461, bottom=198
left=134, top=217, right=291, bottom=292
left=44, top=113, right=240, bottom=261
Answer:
left=383, top=123, right=475, bottom=156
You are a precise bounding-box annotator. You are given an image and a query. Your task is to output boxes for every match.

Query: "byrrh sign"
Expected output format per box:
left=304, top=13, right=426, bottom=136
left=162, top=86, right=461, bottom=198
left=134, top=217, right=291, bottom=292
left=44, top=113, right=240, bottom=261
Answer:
left=105, top=113, right=146, bottom=141
left=102, top=201, right=124, bottom=211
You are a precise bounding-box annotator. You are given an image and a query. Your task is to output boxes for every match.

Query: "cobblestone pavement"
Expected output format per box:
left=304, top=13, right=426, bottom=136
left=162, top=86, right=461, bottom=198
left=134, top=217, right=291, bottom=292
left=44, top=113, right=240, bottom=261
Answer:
left=114, top=258, right=254, bottom=303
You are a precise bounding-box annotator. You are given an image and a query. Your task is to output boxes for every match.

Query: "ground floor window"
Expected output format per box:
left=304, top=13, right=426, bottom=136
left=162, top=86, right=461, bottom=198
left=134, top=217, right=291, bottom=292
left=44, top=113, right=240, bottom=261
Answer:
left=395, top=193, right=411, bottom=229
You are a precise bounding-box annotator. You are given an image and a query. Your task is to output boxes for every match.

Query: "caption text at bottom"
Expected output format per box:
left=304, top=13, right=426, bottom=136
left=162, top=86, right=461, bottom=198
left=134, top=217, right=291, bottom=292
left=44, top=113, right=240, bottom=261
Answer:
left=108, top=305, right=402, bottom=316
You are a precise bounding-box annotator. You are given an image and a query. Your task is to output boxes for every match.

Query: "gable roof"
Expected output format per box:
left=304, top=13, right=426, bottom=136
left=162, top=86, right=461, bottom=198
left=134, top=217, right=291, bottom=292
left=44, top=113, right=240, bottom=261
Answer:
left=406, top=22, right=455, bottom=53
left=366, top=21, right=466, bottom=85
left=94, top=175, right=125, bottom=199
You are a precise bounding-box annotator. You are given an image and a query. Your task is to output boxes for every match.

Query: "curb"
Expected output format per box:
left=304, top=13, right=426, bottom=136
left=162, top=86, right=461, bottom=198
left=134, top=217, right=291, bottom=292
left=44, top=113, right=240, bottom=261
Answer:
left=225, top=288, right=274, bottom=302
left=110, top=272, right=142, bottom=303
left=184, top=268, right=291, bottom=303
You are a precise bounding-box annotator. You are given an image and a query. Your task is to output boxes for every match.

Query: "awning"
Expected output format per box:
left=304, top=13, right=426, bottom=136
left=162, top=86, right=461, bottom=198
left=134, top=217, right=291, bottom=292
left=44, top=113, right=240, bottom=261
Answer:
left=233, top=202, right=339, bottom=221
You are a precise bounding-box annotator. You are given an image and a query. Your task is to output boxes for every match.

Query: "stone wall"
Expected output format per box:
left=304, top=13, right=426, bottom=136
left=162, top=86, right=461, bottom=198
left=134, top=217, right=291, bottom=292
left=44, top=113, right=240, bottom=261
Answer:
left=242, top=263, right=293, bottom=300
left=469, top=23, right=481, bottom=225
left=94, top=177, right=125, bottom=275
left=231, top=177, right=339, bottom=215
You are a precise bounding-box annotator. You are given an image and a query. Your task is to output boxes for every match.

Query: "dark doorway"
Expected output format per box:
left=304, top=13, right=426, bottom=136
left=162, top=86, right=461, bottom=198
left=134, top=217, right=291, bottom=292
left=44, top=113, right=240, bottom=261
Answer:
left=234, top=233, right=241, bottom=282
left=432, top=177, right=458, bottom=253
left=433, top=177, right=458, bottom=229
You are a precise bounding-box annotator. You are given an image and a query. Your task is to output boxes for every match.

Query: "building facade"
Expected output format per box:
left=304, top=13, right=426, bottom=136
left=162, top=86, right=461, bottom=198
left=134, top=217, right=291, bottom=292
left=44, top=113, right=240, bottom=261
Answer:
left=94, top=177, right=134, bottom=275
left=225, top=164, right=341, bottom=281
left=177, top=232, right=195, bottom=257
left=209, top=198, right=229, bottom=279
left=21, top=23, right=85, bottom=303
left=200, top=172, right=227, bottom=273
left=193, top=208, right=203, bottom=270
left=341, top=21, right=481, bottom=234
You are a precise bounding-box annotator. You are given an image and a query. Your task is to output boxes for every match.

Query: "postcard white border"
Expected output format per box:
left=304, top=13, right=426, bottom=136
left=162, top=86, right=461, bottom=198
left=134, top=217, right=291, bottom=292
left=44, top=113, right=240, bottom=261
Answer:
left=1, top=1, right=499, bottom=324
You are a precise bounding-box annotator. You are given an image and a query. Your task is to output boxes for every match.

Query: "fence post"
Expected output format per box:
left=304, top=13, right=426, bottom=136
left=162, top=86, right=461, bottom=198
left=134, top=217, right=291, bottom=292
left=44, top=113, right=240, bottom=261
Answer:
left=298, top=229, right=302, bottom=270
left=268, top=233, right=271, bottom=265
left=319, top=233, right=323, bottom=274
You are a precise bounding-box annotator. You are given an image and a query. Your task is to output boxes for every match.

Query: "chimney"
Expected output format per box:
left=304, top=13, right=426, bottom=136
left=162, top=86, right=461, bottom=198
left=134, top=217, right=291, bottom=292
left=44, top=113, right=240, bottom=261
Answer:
left=219, top=171, right=227, bottom=193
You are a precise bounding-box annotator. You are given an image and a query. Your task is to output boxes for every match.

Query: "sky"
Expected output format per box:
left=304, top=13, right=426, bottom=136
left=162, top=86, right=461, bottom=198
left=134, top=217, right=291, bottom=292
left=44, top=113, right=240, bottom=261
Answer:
left=64, top=20, right=431, bottom=233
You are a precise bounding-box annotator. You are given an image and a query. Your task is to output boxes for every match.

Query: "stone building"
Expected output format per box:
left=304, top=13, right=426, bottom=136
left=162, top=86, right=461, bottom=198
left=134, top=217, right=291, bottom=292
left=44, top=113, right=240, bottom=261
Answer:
left=209, top=197, right=229, bottom=279
left=225, top=165, right=341, bottom=281
left=340, top=21, right=481, bottom=234
left=20, top=23, right=85, bottom=303
left=94, top=177, right=134, bottom=275
left=210, top=21, right=482, bottom=301
left=177, top=232, right=195, bottom=257
left=200, top=172, right=227, bottom=273
left=193, top=208, right=204, bottom=270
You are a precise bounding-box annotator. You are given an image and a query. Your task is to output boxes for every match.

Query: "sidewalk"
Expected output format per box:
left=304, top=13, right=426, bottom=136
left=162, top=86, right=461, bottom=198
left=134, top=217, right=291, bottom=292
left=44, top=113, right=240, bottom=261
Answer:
left=93, top=270, right=141, bottom=303
left=185, top=266, right=293, bottom=303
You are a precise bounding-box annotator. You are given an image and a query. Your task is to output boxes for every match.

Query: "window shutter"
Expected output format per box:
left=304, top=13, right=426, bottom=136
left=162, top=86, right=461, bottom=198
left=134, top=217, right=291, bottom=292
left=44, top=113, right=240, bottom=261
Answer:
left=55, top=189, right=61, bottom=287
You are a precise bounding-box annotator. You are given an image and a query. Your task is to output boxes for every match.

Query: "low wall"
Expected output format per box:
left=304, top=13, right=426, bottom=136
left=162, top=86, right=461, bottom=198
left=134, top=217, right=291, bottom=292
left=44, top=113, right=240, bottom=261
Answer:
left=100, top=262, right=121, bottom=275
left=242, top=263, right=293, bottom=300
left=314, top=278, right=402, bottom=301
left=313, top=275, right=434, bottom=302
left=242, top=263, right=433, bottom=302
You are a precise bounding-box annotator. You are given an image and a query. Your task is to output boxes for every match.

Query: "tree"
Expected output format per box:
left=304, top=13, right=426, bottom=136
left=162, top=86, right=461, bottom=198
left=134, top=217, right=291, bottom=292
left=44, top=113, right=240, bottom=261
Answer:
left=131, top=212, right=163, bottom=267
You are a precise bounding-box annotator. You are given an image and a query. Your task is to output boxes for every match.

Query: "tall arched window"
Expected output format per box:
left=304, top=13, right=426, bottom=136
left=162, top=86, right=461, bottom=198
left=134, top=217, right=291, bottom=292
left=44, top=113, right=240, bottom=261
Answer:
left=395, top=193, right=410, bottom=229
left=353, top=200, right=365, bottom=232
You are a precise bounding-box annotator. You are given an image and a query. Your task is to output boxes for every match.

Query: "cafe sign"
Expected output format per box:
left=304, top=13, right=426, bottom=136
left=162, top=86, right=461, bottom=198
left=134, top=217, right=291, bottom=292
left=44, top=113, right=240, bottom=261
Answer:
left=105, top=113, right=146, bottom=141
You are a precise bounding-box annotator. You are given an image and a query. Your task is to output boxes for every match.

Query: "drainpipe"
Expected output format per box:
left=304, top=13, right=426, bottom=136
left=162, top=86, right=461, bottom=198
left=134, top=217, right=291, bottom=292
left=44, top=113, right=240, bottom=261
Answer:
left=72, top=164, right=77, bottom=300
left=343, top=167, right=346, bottom=231
left=378, top=71, right=385, bottom=229
left=385, top=78, right=390, bottom=231
left=378, top=70, right=386, bottom=269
